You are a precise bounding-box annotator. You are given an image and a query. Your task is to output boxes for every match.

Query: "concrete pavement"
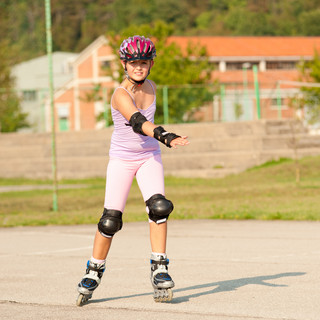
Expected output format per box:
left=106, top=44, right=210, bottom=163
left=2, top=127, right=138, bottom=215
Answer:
left=0, top=220, right=319, bottom=320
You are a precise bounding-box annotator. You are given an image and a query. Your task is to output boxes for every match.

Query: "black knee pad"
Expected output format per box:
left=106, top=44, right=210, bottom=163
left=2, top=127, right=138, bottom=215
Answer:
left=146, top=194, right=173, bottom=224
left=98, top=208, right=123, bottom=237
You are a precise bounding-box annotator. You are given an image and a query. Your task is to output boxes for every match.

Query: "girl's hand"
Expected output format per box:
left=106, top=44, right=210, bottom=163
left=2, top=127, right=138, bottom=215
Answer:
left=170, top=136, right=190, bottom=149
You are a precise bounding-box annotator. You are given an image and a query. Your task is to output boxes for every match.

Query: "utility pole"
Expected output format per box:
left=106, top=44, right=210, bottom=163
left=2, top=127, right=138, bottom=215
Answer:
left=253, top=65, right=261, bottom=119
left=45, top=0, right=58, bottom=211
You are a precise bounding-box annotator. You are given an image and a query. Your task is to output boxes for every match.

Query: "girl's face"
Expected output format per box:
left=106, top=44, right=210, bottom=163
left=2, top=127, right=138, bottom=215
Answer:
left=122, top=60, right=154, bottom=81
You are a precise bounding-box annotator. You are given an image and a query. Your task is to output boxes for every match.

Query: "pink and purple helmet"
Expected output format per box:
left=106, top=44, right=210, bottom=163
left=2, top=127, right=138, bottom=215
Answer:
left=119, top=35, right=156, bottom=61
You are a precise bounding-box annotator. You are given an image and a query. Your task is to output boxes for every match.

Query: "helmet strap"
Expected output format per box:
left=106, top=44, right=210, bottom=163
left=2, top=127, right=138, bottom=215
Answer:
left=124, top=62, right=151, bottom=92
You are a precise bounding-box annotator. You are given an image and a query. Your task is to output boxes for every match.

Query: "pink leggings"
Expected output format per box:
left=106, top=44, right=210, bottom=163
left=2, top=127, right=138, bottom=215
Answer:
left=104, top=154, right=165, bottom=212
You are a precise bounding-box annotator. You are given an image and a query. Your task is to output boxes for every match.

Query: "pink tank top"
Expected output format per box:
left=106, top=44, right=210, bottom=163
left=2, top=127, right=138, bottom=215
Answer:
left=109, top=80, right=161, bottom=160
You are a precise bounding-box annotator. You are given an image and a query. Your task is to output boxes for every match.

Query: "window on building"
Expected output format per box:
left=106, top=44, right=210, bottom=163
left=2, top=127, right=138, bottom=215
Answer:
left=100, top=59, right=113, bottom=76
left=271, top=97, right=281, bottom=105
left=226, top=62, right=259, bottom=70
left=271, top=97, right=288, bottom=109
left=23, top=90, right=37, bottom=101
left=266, top=61, right=296, bottom=70
left=226, top=62, right=244, bottom=70
left=101, top=60, right=111, bottom=69
left=62, top=59, right=74, bottom=74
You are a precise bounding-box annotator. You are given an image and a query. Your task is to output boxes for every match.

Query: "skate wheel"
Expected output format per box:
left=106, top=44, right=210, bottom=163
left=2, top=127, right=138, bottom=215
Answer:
left=166, top=288, right=173, bottom=301
left=76, top=293, right=85, bottom=306
left=153, top=288, right=173, bottom=302
left=76, top=293, right=91, bottom=306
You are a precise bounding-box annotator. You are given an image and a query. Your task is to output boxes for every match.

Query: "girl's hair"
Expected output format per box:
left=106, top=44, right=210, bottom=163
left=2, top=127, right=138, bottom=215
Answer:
left=119, top=35, right=156, bottom=61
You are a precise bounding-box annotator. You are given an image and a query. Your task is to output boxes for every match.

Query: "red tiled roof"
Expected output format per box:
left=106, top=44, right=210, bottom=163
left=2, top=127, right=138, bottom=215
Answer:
left=168, top=36, right=320, bottom=57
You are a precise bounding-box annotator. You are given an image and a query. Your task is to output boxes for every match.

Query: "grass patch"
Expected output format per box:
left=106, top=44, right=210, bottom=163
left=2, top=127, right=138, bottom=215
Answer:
left=1, top=155, right=320, bottom=227
left=247, top=157, right=292, bottom=171
left=213, top=164, right=224, bottom=169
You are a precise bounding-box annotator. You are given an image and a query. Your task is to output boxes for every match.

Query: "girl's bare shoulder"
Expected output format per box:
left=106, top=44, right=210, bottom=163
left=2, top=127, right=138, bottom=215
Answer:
left=112, top=86, right=134, bottom=111
left=148, top=79, right=157, bottom=91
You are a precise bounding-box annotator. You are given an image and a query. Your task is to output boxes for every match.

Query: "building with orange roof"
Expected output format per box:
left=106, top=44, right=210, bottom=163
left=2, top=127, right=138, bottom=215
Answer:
left=44, top=36, right=320, bottom=132
left=169, top=36, right=320, bottom=122
left=46, top=36, right=116, bottom=132
left=168, top=36, right=320, bottom=58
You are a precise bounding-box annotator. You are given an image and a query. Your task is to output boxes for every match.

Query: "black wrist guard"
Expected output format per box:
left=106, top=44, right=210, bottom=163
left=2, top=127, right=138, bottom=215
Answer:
left=126, top=112, right=147, bottom=136
left=153, top=126, right=180, bottom=148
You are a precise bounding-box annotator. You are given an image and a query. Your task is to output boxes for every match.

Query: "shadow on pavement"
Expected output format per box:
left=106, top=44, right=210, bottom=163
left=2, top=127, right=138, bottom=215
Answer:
left=171, top=272, right=306, bottom=303
left=87, top=272, right=306, bottom=305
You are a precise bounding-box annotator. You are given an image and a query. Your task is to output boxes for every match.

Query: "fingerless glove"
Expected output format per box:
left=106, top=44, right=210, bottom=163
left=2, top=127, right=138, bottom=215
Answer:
left=153, top=126, right=180, bottom=148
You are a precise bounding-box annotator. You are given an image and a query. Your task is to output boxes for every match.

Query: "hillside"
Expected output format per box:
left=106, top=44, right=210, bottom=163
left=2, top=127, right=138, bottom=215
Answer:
left=1, top=0, right=320, bottom=63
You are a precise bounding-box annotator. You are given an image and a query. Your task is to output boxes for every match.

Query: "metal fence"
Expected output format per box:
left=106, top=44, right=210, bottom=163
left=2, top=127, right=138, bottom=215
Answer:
left=11, top=81, right=310, bottom=133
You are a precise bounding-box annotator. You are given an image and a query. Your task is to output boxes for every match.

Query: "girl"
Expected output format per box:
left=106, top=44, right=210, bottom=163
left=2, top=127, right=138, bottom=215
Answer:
left=77, top=35, right=189, bottom=306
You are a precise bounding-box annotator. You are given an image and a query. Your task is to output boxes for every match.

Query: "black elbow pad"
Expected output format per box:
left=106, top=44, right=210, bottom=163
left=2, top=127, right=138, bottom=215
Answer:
left=127, top=112, right=148, bottom=136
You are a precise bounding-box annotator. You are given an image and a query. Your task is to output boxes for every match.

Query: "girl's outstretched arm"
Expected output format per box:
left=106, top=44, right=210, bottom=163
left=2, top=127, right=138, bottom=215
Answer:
left=113, top=89, right=189, bottom=148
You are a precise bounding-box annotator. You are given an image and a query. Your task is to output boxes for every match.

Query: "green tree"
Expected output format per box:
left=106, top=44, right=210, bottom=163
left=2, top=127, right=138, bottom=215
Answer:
left=51, top=0, right=114, bottom=52
left=108, top=21, right=215, bottom=123
left=0, top=42, right=29, bottom=132
left=106, top=0, right=209, bottom=34
left=299, top=9, right=320, bottom=36
left=0, top=4, right=29, bottom=132
left=224, top=7, right=274, bottom=35
left=298, top=52, right=320, bottom=124
left=1, top=0, right=46, bottom=62
left=3, top=0, right=320, bottom=65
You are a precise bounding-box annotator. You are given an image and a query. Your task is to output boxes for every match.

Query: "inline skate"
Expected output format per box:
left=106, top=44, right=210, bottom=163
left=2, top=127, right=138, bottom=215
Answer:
left=76, top=260, right=105, bottom=306
left=150, top=254, right=175, bottom=302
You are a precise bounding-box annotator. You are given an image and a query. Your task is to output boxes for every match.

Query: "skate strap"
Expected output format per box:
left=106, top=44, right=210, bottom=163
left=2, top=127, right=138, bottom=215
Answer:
left=150, top=259, right=169, bottom=266
left=87, top=261, right=106, bottom=273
